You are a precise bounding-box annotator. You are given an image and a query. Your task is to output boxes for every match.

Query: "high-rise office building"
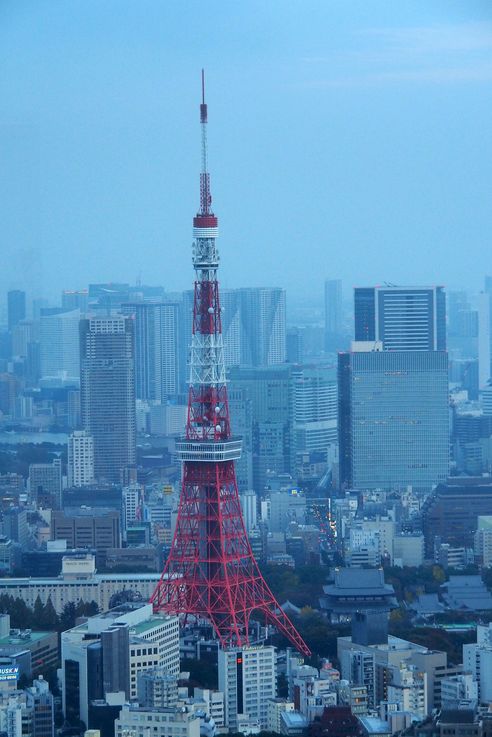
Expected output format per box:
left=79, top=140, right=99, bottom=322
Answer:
left=292, top=366, right=337, bottom=462
left=122, top=302, right=180, bottom=401
left=338, top=347, right=449, bottom=492
left=354, top=286, right=446, bottom=351
left=62, top=290, right=89, bottom=313
left=40, top=308, right=80, bottom=381
left=7, top=290, right=26, bottom=332
left=219, top=645, right=276, bottom=730
left=228, top=386, right=253, bottom=492
left=80, top=316, right=136, bottom=483
left=228, top=365, right=293, bottom=491
left=221, top=288, right=242, bottom=365
left=479, top=291, right=492, bottom=388
left=67, top=430, right=94, bottom=487
left=29, top=459, right=62, bottom=509
left=286, top=327, right=304, bottom=364
left=324, top=279, right=343, bottom=351
left=239, top=287, right=286, bottom=365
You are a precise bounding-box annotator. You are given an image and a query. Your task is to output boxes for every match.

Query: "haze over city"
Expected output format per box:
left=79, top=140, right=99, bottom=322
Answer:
left=2, top=0, right=492, bottom=302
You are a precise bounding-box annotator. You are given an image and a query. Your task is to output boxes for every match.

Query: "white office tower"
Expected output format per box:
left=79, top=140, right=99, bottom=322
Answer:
left=122, top=484, right=143, bottom=536
left=240, top=490, right=257, bottom=533
left=218, top=645, right=276, bottom=731
left=67, top=431, right=94, bottom=487
left=387, top=664, right=427, bottom=720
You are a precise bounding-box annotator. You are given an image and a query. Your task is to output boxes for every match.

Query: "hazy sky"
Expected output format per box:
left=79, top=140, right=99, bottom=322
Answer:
left=1, top=1, right=491, bottom=304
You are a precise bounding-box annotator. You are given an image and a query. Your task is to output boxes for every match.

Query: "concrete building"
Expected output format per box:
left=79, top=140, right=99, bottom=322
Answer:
left=29, top=460, right=62, bottom=509
left=0, top=561, right=160, bottom=614
left=51, top=509, right=121, bottom=554
left=67, top=431, right=94, bottom=488
left=80, top=316, right=136, bottom=483
left=386, top=663, right=427, bottom=720
left=218, top=645, right=276, bottom=730
left=463, top=622, right=492, bottom=703
left=393, top=534, right=425, bottom=568
left=138, top=669, right=178, bottom=708
left=440, top=674, right=478, bottom=709
left=339, top=633, right=457, bottom=712
left=61, top=603, right=179, bottom=726
left=115, top=704, right=200, bottom=737
left=474, top=516, right=492, bottom=567
left=267, top=699, right=295, bottom=733
left=0, top=616, right=58, bottom=678
left=240, top=490, right=257, bottom=533
left=422, top=479, right=492, bottom=557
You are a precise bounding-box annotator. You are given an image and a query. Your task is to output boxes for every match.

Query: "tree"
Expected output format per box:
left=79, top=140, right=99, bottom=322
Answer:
left=39, top=597, right=59, bottom=629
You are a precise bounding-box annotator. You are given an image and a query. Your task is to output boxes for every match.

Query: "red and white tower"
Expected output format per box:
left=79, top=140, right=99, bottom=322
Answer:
left=151, top=73, right=310, bottom=656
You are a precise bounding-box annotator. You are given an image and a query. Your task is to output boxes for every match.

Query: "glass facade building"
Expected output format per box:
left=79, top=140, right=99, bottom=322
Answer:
left=338, top=350, right=449, bottom=492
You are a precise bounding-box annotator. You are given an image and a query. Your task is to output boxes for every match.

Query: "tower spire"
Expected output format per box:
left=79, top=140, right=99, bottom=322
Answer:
left=150, top=74, right=310, bottom=657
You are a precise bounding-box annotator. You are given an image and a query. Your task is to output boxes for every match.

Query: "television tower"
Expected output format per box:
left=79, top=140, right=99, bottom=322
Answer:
left=151, top=72, right=310, bottom=656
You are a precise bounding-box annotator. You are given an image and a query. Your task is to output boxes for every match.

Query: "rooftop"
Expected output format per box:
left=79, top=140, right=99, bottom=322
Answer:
left=0, top=630, right=53, bottom=646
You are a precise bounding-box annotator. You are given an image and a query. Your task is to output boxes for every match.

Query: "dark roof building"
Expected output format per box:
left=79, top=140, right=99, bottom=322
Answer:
left=320, top=568, right=397, bottom=620
left=422, top=479, right=492, bottom=556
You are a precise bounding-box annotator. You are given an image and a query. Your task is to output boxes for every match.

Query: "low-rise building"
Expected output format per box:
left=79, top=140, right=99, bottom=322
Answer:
left=115, top=704, right=200, bottom=737
left=0, top=562, right=161, bottom=614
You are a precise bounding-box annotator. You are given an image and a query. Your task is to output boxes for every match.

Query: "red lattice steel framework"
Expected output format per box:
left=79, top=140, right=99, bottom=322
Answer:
left=150, top=72, right=310, bottom=656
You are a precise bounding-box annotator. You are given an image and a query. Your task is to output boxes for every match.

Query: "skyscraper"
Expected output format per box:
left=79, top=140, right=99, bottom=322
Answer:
left=239, top=287, right=286, bottom=365
left=338, top=348, right=449, bottom=492
left=40, top=308, right=80, bottom=381
left=122, top=302, right=180, bottom=401
left=80, top=316, right=136, bottom=483
left=229, top=365, right=293, bottom=492
left=292, top=366, right=337, bottom=463
left=62, top=290, right=89, bottom=313
left=7, top=290, right=26, bottom=332
left=354, top=286, right=446, bottom=351
left=324, top=279, right=343, bottom=351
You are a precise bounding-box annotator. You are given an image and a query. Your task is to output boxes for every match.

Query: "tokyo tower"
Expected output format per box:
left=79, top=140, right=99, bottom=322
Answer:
left=150, top=72, right=310, bottom=656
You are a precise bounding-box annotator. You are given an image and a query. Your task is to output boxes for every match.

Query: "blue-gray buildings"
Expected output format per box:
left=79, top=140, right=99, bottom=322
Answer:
left=338, top=348, right=449, bottom=492
left=354, top=286, right=446, bottom=351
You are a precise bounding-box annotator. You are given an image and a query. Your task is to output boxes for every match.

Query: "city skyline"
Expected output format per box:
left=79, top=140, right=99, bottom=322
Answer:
left=1, top=2, right=491, bottom=301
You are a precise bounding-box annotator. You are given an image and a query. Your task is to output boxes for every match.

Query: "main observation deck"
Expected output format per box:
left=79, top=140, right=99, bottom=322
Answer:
left=175, top=436, right=242, bottom=463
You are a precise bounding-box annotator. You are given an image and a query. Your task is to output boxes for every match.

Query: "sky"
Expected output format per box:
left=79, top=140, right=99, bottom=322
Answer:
left=1, top=0, right=491, bottom=305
